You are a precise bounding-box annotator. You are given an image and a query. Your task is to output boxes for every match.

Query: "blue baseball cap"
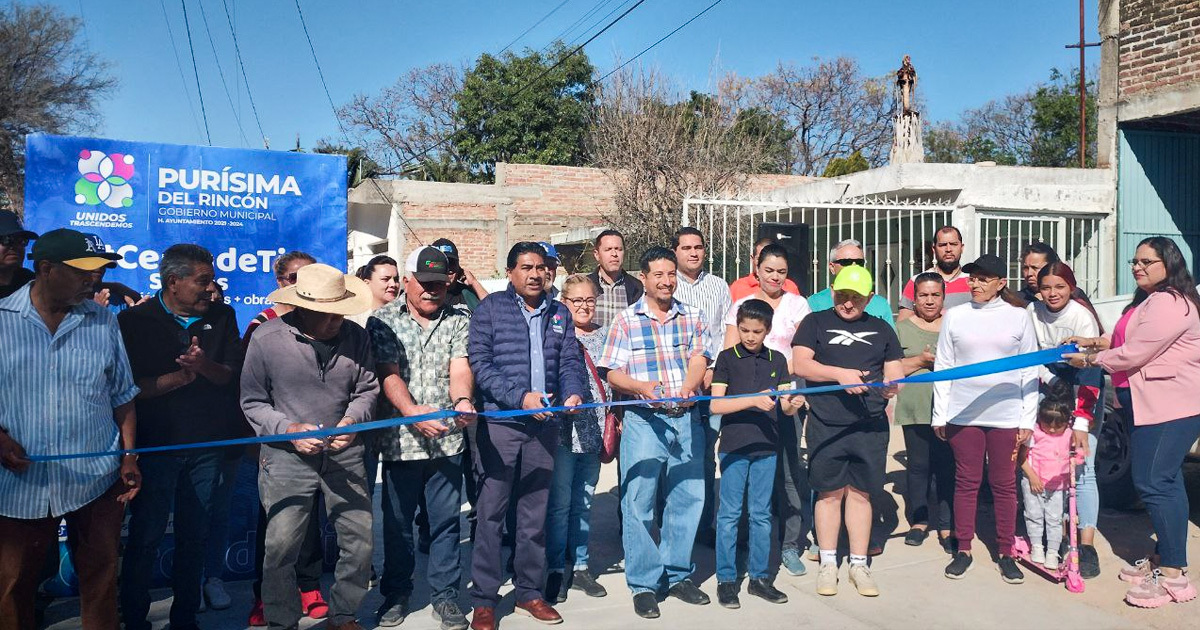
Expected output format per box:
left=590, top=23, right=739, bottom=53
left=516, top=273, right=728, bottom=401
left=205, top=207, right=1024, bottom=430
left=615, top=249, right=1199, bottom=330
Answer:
left=539, top=241, right=560, bottom=266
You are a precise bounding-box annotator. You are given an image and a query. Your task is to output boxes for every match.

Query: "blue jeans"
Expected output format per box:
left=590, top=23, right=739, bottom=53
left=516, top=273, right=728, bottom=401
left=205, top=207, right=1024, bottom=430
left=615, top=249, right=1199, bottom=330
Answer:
left=698, top=404, right=718, bottom=538
left=619, top=406, right=704, bottom=594
left=1076, top=433, right=1099, bottom=530
left=546, top=446, right=601, bottom=572
left=716, top=453, right=777, bottom=583
left=380, top=454, right=463, bottom=603
left=204, top=449, right=244, bottom=579
left=120, top=449, right=222, bottom=630
left=1131, top=413, right=1200, bottom=569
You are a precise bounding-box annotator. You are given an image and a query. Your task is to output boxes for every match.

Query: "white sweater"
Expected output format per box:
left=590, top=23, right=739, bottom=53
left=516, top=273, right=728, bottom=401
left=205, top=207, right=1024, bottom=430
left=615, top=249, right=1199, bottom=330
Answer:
left=1028, top=299, right=1100, bottom=382
left=932, top=297, right=1040, bottom=429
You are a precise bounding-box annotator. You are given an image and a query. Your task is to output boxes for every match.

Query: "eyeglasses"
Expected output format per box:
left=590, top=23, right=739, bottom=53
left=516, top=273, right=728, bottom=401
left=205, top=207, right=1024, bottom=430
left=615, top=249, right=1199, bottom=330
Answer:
left=564, top=297, right=597, bottom=308
left=279, top=272, right=299, bottom=285
left=0, top=235, right=28, bottom=248
left=1129, top=258, right=1163, bottom=269
left=833, top=258, right=865, bottom=267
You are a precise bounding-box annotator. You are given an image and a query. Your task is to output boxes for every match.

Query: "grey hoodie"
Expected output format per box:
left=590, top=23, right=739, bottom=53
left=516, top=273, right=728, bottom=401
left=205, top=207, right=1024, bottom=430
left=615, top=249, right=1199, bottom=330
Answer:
left=241, top=313, right=379, bottom=446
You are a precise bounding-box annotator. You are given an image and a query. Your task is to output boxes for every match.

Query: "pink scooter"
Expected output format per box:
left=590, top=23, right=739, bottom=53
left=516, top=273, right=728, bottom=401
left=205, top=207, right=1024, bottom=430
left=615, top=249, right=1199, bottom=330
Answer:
left=1011, top=449, right=1086, bottom=593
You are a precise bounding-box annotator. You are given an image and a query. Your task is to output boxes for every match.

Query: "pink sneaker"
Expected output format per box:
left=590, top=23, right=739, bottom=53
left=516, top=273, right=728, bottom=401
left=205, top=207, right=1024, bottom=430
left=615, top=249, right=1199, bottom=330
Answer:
left=300, top=589, right=329, bottom=619
left=1125, top=571, right=1198, bottom=608
left=247, top=599, right=267, bottom=627
left=1119, top=558, right=1154, bottom=585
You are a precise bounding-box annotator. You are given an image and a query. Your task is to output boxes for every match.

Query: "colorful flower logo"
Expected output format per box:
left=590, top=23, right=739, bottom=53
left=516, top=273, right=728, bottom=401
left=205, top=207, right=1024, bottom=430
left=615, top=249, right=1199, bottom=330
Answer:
left=74, top=149, right=134, bottom=208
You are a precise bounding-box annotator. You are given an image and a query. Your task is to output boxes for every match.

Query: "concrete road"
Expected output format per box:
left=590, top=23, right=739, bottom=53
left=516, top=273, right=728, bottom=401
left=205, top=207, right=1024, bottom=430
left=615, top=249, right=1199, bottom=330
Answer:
left=44, top=425, right=1200, bottom=629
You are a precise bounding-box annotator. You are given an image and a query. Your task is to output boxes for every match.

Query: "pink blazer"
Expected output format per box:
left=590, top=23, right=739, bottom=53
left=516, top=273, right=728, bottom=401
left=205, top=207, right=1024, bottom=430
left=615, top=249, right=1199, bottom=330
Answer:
left=1097, top=291, right=1200, bottom=425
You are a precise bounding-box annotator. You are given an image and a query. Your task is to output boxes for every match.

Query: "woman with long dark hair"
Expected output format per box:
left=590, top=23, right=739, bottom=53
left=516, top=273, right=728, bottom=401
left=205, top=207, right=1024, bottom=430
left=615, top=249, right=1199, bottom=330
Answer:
left=1067, top=236, right=1200, bottom=608
left=1027, top=261, right=1104, bottom=578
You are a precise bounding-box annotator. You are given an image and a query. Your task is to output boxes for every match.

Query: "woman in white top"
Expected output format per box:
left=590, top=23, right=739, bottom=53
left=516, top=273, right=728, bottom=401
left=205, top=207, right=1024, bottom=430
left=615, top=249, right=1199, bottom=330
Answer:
left=1027, top=261, right=1105, bottom=578
left=348, top=255, right=400, bottom=327
left=932, top=254, right=1039, bottom=584
left=722, top=242, right=813, bottom=574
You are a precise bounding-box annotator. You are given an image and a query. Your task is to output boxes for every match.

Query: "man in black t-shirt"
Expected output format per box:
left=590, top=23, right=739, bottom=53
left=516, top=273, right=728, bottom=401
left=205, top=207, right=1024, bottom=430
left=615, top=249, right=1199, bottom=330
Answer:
left=0, top=210, right=36, bottom=299
left=792, top=266, right=903, bottom=599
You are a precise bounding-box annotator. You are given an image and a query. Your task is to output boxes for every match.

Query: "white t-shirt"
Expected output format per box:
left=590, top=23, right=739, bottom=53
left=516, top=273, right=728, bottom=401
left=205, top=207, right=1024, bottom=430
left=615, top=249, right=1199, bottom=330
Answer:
left=1028, top=299, right=1100, bottom=383
left=725, top=291, right=813, bottom=356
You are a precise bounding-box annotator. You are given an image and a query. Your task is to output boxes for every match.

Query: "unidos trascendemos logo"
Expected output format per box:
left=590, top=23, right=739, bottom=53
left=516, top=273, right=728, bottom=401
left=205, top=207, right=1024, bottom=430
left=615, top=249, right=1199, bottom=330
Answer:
left=74, top=149, right=135, bottom=208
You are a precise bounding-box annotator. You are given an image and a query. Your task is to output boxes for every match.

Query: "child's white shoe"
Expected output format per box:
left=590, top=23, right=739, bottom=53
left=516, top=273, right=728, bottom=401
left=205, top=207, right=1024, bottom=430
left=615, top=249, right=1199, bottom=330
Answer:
left=1044, top=550, right=1060, bottom=570
left=1030, top=545, right=1045, bottom=565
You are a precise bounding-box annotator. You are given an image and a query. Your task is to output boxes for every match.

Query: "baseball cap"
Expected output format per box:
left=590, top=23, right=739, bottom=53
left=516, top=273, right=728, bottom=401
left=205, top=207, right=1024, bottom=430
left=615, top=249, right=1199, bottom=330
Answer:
left=29, top=228, right=121, bottom=271
left=0, top=210, right=38, bottom=240
left=962, top=254, right=1007, bottom=279
left=430, top=238, right=460, bottom=262
left=405, top=246, right=450, bottom=283
left=539, top=241, right=560, bottom=265
left=831, top=265, right=874, bottom=297
left=83, top=233, right=118, bottom=269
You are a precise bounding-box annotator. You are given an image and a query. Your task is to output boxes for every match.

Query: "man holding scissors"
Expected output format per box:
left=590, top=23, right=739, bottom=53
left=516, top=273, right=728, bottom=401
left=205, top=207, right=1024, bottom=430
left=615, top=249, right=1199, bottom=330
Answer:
left=466, top=242, right=588, bottom=630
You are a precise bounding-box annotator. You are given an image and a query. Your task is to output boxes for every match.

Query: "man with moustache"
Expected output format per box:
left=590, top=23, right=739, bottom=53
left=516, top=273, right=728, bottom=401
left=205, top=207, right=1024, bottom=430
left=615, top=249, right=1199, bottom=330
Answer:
left=0, top=229, right=139, bottom=630
left=368, top=247, right=476, bottom=630
left=467, top=242, right=588, bottom=630
left=588, top=229, right=643, bottom=329
left=0, top=210, right=36, bottom=299
left=118, top=244, right=244, bottom=630
left=600, top=247, right=712, bottom=619
left=897, top=226, right=970, bottom=321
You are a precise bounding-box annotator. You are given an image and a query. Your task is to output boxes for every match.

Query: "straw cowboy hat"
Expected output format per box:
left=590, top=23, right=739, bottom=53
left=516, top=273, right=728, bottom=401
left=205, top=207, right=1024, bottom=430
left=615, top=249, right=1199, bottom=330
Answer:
left=267, top=263, right=371, bottom=316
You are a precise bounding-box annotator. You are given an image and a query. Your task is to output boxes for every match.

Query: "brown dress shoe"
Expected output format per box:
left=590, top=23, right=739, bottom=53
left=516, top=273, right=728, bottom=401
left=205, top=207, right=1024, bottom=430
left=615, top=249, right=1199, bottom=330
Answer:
left=328, top=621, right=364, bottom=630
left=514, top=599, right=563, bottom=625
left=470, top=606, right=496, bottom=630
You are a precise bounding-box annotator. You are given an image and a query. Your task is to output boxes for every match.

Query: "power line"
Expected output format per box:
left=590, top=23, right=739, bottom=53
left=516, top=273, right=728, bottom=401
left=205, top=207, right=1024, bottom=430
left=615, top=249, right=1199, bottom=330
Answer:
left=566, top=0, right=638, bottom=50
left=221, top=0, right=268, bottom=148
left=397, top=0, right=649, bottom=174
left=499, top=0, right=573, bottom=55
left=558, top=0, right=621, bottom=47
left=179, top=0, right=211, bottom=145
left=158, top=0, right=205, bottom=141
left=196, top=0, right=249, bottom=146
left=293, top=0, right=348, bottom=140
left=597, top=0, right=726, bottom=83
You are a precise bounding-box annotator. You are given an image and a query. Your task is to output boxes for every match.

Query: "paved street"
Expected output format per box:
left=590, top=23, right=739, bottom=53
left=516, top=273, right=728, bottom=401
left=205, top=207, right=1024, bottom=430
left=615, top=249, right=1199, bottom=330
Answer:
left=45, top=425, right=1200, bottom=629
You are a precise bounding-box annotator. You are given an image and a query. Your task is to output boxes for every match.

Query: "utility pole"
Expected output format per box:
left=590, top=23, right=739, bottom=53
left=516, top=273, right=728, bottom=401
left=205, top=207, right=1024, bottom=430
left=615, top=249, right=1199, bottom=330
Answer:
left=1066, top=0, right=1101, bottom=168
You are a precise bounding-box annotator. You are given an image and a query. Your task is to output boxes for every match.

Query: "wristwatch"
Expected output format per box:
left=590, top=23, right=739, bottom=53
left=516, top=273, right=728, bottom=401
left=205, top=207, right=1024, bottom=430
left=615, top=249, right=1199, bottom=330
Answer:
left=452, top=396, right=473, bottom=407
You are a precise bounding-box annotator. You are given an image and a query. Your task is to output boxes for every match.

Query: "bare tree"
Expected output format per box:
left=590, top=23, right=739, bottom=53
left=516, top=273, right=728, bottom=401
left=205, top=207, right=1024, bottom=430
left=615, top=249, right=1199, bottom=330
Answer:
left=587, top=66, right=776, bottom=254
left=0, top=3, right=116, bottom=214
left=337, top=63, right=467, bottom=180
left=749, top=57, right=894, bottom=175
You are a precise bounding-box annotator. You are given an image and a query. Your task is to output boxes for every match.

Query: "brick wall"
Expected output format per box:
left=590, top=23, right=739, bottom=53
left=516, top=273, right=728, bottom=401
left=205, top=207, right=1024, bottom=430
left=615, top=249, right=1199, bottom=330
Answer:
left=498, top=163, right=617, bottom=243
left=1119, top=0, right=1200, bottom=97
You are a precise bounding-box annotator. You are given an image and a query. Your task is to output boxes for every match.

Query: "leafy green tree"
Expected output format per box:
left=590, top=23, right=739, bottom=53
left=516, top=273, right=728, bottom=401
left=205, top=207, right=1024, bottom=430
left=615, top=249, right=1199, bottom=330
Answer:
left=1029, top=68, right=1097, bottom=167
left=822, top=150, right=870, bottom=177
left=313, top=142, right=382, bottom=188
left=453, top=42, right=595, bottom=182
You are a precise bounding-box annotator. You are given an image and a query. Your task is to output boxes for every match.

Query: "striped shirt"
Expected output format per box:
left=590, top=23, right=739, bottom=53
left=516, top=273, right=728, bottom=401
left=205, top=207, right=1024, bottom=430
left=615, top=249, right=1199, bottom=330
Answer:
left=598, top=296, right=710, bottom=404
left=0, top=284, right=139, bottom=519
left=674, top=270, right=732, bottom=360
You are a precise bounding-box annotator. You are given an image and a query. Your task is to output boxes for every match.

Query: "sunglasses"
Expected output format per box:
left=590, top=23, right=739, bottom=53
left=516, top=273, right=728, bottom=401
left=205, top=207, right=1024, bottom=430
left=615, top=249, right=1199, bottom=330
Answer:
left=278, top=272, right=299, bottom=285
left=833, top=258, right=865, bottom=267
left=0, top=235, right=28, bottom=248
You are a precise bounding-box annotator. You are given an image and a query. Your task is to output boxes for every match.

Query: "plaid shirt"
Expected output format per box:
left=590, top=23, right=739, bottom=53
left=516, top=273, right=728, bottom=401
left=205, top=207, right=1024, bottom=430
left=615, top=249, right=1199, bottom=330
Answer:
left=367, top=300, right=470, bottom=461
left=598, top=296, right=710, bottom=405
left=594, top=273, right=631, bottom=330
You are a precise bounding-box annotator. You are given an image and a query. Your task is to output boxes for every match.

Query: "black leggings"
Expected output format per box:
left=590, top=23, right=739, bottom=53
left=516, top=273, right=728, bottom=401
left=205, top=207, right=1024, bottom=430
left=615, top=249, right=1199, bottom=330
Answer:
left=901, top=424, right=955, bottom=531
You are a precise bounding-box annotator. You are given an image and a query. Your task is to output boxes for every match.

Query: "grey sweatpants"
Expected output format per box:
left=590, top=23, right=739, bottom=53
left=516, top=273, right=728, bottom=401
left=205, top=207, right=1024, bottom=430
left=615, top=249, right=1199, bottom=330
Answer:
left=1020, top=476, right=1064, bottom=553
left=259, top=443, right=373, bottom=629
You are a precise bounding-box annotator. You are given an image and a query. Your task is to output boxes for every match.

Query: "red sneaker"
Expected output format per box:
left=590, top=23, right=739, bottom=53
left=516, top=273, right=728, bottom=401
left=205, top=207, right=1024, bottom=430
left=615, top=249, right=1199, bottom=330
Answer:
left=247, top=599, right=266, bottom=627
left=300, top=589, right=330, bottom=619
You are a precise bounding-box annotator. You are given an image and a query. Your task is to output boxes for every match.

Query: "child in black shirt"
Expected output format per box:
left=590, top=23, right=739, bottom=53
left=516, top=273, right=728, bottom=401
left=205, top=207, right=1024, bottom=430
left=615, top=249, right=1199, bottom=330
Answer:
left=710, top=299, right=803, bottom=609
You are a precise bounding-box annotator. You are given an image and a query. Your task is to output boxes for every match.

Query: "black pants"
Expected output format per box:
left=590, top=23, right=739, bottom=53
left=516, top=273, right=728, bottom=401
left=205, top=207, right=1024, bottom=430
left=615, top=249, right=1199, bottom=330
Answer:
left=253, top=493, right=323, bottom=597
left=901, top=424, right=955, bottom=531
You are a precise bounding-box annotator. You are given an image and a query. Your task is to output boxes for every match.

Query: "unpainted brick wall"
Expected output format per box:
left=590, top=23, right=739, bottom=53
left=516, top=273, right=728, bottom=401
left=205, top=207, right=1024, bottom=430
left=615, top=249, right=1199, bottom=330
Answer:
left=1119, top=0, right=1200, bottom=97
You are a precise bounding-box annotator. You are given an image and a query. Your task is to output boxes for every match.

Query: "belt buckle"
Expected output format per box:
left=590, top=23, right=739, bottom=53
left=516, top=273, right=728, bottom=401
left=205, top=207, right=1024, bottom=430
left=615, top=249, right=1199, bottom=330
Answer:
left=663, top=406, right=687, bottom=418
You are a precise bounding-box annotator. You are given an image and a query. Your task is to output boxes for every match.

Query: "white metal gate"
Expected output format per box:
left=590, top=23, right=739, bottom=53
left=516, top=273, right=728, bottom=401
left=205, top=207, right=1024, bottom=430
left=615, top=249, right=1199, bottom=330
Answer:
left=976, top=211, right=1106, bottom=299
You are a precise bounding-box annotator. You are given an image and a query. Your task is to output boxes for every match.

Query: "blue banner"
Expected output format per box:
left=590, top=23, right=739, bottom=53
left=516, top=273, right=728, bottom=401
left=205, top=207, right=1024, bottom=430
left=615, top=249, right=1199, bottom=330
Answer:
left=22, top=134, right=347, bottom=326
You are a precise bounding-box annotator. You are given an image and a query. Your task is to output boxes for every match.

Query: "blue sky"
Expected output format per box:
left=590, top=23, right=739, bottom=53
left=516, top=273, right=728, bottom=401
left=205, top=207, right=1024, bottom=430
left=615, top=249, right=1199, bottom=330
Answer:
left=44, top=0, right=1099, bottom=151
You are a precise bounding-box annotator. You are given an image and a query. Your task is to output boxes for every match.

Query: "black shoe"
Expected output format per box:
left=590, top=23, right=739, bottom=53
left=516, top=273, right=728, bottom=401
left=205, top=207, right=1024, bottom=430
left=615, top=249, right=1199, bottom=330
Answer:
left=376, top=594, right=410, bottom=627
left=1078, top=544, right=1101, bottom=580
left=997, top=556, right=1025, bottom=584
left=667, top=579, right=710, bottom=605
left=940, top=536, right=958, bottom=555
left=944, top=552, right=973, bottom=579
left=716, top=582, right=740, bottom=609
left=904, top=528, right=929, bottom=546
left=571, top=570, right=607, bottom=597
left=747, top=578, right=788, bottom=604
left=633, top=592, right=660, bottom=619
left=432, top=599, right=469, bottom=630
left=544, top=571, right=568, bottom=604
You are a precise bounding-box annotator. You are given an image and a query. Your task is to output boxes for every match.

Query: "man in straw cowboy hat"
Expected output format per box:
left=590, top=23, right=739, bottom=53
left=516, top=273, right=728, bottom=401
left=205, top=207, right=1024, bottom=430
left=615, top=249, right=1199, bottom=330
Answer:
left=241, top=263, right=380, bottom=630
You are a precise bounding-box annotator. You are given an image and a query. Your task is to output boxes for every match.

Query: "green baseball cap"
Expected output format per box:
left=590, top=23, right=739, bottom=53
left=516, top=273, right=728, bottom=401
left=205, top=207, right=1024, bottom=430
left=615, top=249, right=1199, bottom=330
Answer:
left=831, top=265, right=874, bottom=296
left=29, top=228, right=121, bottom=271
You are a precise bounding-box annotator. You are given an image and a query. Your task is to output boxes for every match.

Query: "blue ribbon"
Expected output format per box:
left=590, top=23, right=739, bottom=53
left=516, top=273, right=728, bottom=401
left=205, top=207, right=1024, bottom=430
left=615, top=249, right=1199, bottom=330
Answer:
left=25, top=344, right=1076, bottom=463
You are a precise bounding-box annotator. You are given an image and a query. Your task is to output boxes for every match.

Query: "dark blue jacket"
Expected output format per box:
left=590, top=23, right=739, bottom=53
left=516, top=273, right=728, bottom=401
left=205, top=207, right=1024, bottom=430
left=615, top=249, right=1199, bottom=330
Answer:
left=468, top=285, right=590, bottom=422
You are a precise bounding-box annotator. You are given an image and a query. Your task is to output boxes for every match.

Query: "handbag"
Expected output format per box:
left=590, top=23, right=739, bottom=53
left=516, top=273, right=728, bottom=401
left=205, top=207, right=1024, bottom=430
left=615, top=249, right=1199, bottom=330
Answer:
left=581, top=341, right=621, bottom=464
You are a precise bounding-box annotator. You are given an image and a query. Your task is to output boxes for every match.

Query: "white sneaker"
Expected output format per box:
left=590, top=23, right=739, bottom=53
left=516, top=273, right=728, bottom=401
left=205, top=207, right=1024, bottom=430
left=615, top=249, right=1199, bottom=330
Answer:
left=848, top=564, right=879, bottom=597
left=204, top=577, right=232, bottom=610
left=816, top=563, right=838, bottom=596
left=1044, top=551, right=1060, bottom=571
left=1030, top=545, right=1045, bottom=565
